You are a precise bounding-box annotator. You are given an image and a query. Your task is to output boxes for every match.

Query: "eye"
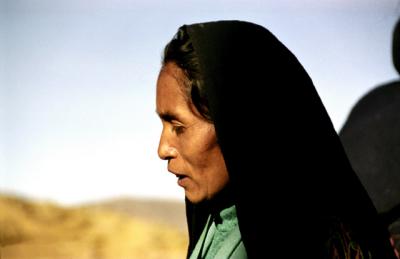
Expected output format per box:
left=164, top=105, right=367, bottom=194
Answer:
left=172, top=124, right=185, bottom=135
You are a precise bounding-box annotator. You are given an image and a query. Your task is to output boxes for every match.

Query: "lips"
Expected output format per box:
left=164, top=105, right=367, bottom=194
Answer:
left=168, top=168, right=188, bottom=187
left=177, top=175, right=188, bottom=187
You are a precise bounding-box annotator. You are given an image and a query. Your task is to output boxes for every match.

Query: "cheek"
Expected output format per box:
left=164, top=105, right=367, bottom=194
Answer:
left=181, top=135, right=219, bottom=170
left=177, top=123, right=222, bottom=176
left=194, top=144, right=228, bottom=183
left=208, top=149, right=229, bottom=183
left=180, top=143, right=211, bottom=170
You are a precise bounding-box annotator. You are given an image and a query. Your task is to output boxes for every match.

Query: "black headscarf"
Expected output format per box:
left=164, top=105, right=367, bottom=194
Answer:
left=177, top=20, right=395, bottom=258
left=339, top=18, right=400, bottom=252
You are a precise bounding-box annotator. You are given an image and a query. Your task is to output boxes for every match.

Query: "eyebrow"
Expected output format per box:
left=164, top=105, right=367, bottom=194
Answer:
left=156, top=111, right=181, bottom=122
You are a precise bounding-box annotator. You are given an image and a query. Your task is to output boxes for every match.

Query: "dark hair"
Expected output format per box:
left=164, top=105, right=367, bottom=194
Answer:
left=162, top=26, right=211, bottom=121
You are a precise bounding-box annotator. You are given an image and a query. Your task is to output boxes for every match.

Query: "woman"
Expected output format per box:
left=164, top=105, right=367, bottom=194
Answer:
left=156, top=20, right=396, bottom=258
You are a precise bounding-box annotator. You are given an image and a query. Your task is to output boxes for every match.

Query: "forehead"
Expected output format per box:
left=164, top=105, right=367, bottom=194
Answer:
left=157, top=63, right=186, bottom=96
left=156, top=63, right=190, bottom=117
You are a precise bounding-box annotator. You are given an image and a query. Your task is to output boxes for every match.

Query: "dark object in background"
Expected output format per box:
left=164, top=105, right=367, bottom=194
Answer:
left=339, top=18, right=400, bottom=254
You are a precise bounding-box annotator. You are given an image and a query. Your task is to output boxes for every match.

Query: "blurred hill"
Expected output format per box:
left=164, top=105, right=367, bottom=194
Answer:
left=84, top=197, right=187, bottom=232
left=0, top=193, right=188, bottom=259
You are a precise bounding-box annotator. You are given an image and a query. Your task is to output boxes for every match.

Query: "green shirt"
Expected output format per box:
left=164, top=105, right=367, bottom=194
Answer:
left=189, top=205, right=248, bottom=259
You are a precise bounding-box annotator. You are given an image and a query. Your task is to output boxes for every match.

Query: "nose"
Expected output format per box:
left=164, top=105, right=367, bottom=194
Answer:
left=158, top=130, right=178, bottom=160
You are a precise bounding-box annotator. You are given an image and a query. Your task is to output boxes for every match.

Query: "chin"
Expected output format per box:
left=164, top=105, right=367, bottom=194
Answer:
left=185, top=192, right=206, bottom=204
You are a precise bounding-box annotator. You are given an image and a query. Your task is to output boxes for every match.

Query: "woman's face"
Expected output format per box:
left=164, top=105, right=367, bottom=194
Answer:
left=156, top=62, right=229, bottom=204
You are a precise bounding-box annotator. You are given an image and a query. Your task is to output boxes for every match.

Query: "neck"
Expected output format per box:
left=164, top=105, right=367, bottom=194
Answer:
left=208, top=184, right=235, bottom=214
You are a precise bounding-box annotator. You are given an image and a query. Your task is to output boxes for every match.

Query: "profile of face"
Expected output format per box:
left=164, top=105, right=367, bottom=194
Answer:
left=156, top=62, right=229, bottom=204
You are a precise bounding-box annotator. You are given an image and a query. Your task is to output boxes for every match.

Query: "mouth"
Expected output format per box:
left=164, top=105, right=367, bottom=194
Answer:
left=177, top=175, right=186, bottom=180
left=169, top=170, right=188, bottom=187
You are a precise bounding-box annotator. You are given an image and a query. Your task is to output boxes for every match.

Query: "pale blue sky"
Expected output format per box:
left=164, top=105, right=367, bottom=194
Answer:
left=1, top=0, right=399, bottom=205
